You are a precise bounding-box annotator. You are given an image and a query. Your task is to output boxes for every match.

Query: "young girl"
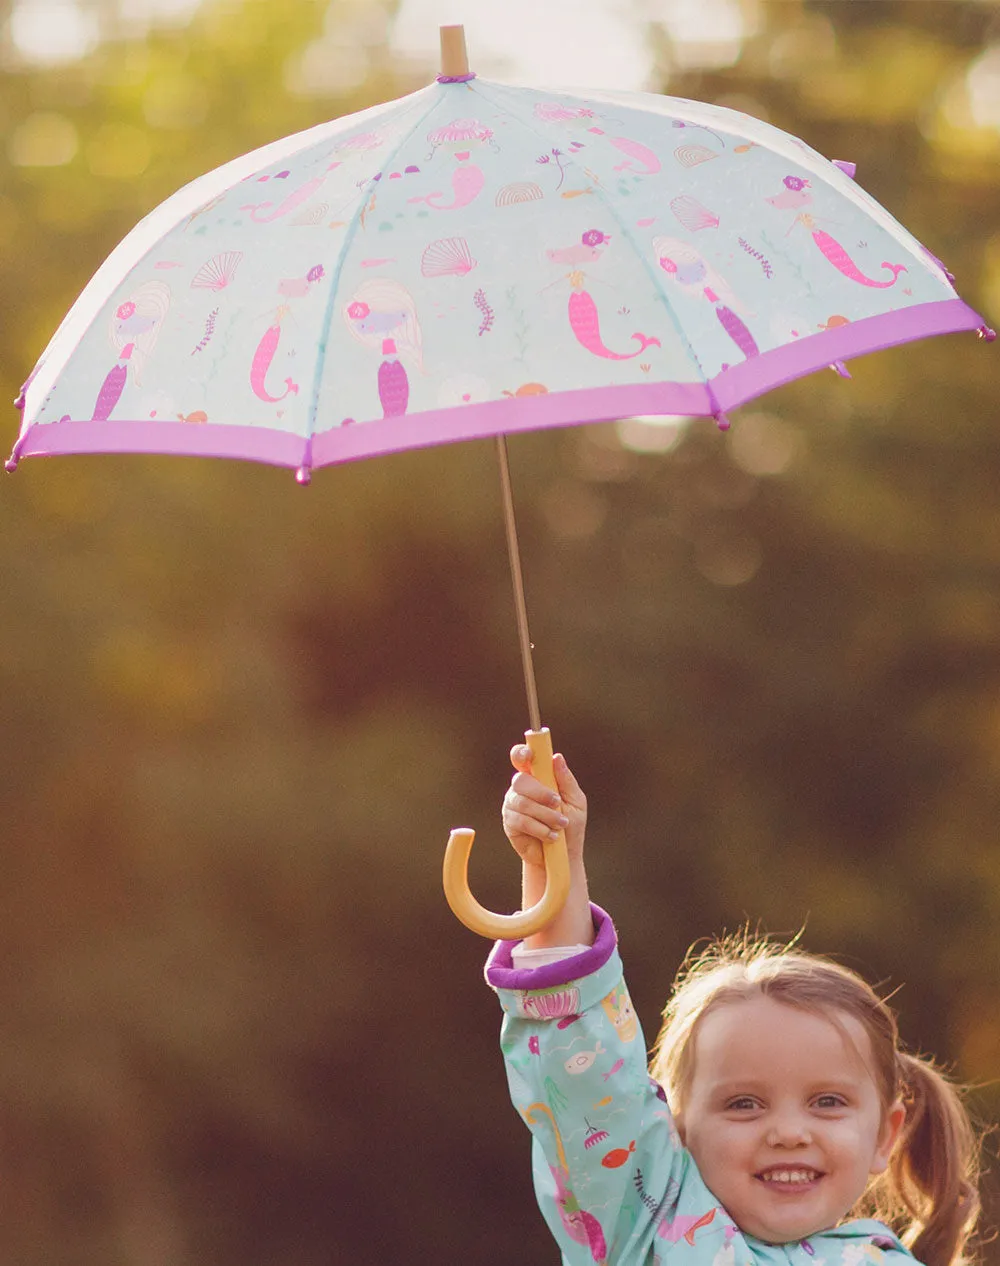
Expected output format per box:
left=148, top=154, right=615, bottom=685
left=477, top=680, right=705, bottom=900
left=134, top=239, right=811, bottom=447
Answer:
left=485, top=743, right=981, bottom=1266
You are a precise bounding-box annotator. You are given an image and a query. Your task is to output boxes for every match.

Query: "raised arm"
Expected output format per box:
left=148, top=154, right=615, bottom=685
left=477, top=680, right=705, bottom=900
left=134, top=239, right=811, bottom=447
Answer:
left=489, top=747, right=700, bottom=1264
left=502, top=743, right=594, bottom=949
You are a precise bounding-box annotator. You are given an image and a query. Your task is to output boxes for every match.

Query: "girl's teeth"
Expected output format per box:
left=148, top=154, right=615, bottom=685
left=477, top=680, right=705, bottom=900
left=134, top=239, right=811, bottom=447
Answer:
left=763, top=1170, right=816, bottom=1183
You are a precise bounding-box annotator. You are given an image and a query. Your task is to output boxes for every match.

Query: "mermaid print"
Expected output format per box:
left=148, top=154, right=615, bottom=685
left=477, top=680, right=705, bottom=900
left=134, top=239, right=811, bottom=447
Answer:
left=657, top=1208, right=720, bottom=1246
left=409, top=118, right=495, bottom=212
left=250, top=306, right=299, bottom=403
left=652, top=235, right=759, bottom=360
left=93, top=348, right=131, bottom=421
left=568, top=277, right=661, bottom=360
left=344, top=278, right=423, bottom=418
left=546, top=230, right=661, bottom=361
left=409, top=163, right=484, bottom=211
left=522, top=1103, right=608, bottom=1264
left=807, top=222, right=907, bottom=288
left=533, top=101, right=663, bottom=174
left=242, top=161, right=343, bottom=224
left=92, top=280, right=171, bottom=421
left=595, top=132, right=661, bottom=175
left=241, top=133, right=382, bottom=224
left=247, top=265, right=324, bottom=405
left=767, top=175, right=907, bottom=288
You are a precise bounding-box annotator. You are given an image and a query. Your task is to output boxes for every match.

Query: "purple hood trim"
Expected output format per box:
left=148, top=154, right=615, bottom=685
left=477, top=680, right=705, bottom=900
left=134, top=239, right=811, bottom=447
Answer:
left=485, top=903, right=616, bottom=991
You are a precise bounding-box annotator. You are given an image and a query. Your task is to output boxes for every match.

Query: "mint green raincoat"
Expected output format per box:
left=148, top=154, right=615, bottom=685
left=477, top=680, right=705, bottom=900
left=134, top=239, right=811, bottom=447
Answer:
left=486, top=905, right=917, bottom=1266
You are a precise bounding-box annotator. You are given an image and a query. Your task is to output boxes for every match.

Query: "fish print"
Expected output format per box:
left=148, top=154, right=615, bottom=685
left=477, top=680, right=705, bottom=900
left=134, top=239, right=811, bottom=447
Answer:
left=564, top=1042, right=605, bottom=1075
left=601, top=1140, right=637, bottom=1169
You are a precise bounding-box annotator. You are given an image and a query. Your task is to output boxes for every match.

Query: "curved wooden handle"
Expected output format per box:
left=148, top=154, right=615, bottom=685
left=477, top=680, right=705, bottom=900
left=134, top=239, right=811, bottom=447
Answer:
left=442, top=728, right=571, bottom=939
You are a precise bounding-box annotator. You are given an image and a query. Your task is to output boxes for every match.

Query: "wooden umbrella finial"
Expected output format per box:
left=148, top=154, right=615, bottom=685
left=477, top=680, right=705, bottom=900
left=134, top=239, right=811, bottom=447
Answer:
left=439, top=24, right=470, bottom=78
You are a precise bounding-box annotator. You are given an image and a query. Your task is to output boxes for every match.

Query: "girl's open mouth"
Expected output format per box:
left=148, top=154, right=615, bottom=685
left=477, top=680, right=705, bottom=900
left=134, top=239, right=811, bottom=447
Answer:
left=755, top=1168, right=822, bottom=1190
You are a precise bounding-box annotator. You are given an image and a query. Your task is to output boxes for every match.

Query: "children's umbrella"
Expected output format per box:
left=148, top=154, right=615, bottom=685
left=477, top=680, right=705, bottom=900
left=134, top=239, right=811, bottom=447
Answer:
left=8, top=27, right=993, bottom=939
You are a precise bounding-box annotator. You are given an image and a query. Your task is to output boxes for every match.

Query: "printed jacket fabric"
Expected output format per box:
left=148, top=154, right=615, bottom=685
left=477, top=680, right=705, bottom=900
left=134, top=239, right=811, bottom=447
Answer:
left=485, top=904, right=917, bottom=1266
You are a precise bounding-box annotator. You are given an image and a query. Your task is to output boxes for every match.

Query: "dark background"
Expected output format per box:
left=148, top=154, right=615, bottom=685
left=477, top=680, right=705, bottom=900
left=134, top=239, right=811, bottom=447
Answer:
left=1, top=1, right=998, bottom=1262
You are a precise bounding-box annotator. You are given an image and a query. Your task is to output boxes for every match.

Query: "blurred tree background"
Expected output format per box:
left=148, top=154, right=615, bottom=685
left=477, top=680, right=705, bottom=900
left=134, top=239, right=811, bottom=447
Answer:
left=0, top=0, right=998, bottom=1261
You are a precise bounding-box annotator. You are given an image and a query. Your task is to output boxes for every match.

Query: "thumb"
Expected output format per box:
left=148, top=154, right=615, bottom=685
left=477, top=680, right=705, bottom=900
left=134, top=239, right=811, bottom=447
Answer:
left=553, top=753, right=584, bottom=808
left=509, top=743, right=533, bottom=774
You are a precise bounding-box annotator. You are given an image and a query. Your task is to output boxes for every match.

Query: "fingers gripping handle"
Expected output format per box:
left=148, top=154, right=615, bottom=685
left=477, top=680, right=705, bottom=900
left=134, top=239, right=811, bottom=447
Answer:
left=442, top=728, right=571, bottom=939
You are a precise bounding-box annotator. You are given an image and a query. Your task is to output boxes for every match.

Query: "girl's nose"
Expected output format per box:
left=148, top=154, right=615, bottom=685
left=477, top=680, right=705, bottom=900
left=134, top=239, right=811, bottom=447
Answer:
left=766, top=1118, right=812, bottom=1147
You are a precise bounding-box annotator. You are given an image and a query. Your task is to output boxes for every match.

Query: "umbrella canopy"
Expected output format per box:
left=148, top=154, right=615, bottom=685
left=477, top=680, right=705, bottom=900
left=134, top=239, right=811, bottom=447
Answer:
left=7, top=33, right=990, bottom=481
left=7, top=27, right=992, bottom=939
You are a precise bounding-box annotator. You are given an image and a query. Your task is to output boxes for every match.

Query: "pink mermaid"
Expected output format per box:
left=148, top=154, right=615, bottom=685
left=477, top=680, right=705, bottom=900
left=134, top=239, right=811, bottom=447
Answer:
left=409, top=118, right=495, bottom=212
left=92, top=281, right=170, bottom=421
left=548, top=230, right=661, bottom=361
left=652, top=235, right=759, bottom=361
left=250, top=305, right=299, bottom=403
left=242, top=161, right=342, bottom=224
left=344, top=279, right=423, bottom=418
left=532, top=101, right=662, bottom=173
left=568, top=277, right=661, bottom=360
left=768, top=176, right=906, bottom=288
left=805, top=219, right=907, bottom=288
left=585, top=129, right=661, bottom=174
left=409, top=163, right=484, bottom=211
left=523, top=1103, right=607, bottom=1264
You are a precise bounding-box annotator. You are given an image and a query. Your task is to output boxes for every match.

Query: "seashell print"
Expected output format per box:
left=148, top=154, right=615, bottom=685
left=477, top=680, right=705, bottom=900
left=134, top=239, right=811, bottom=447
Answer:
left=534, top=101, right=594, bottom=123
left=420, top=236, right=477, bottom=277
left=428, top=117, right=492, bottom=145
left=495, top=181, right=544, bottom=206
left=290, top=201, right=329, bottom=226
left=674, top=144, right=718, bottom=168
left=670, top=195, right=719, bottom=231
left=339, top=130, right=381, bottom=153
left=521, top=988, right=581, bottom=1020
left=191, top=251, right=243, bottom=291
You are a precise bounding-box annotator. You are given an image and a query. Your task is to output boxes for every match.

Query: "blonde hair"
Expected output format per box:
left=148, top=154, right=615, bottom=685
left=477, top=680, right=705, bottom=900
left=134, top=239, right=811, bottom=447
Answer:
left=649, top=933, right=981, bottom=1266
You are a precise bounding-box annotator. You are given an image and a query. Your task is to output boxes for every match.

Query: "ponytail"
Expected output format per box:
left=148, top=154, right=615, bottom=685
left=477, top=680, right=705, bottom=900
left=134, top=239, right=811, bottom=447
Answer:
left=865, top=1052, right=980, bottom=1266
left=652, top=937, right=985, bottom=1266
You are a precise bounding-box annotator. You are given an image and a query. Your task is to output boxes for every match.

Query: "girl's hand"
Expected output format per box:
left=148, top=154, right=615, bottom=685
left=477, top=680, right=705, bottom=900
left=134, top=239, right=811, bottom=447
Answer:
left=502, top=744, right=587, bottom=871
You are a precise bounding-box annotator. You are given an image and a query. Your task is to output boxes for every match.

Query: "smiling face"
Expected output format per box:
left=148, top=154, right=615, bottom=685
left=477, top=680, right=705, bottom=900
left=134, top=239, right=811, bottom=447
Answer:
left=676, top=995, right=905, bottom=1245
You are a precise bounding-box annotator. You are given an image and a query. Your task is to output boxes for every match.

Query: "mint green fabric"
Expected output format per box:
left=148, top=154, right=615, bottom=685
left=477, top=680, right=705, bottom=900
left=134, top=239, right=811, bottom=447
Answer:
left=491, top=944, right=916, bottom=1266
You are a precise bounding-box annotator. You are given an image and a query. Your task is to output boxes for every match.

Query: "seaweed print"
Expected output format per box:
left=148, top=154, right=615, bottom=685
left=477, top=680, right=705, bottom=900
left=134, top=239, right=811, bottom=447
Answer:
left=191, top=308, right=219, bottom=356
left=537, top=148, right=569, bottom=190
left=474, top=288, right=494, bottom=336
left=738, top=237, right=773, bottom=279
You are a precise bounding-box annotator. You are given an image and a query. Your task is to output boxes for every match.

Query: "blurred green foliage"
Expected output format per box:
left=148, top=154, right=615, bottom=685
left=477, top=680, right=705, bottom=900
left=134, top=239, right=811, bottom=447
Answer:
left=0, top=0, right=998, bottom=1262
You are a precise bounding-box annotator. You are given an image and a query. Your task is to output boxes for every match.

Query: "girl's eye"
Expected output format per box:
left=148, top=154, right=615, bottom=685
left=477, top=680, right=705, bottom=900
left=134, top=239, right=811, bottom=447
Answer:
left=813, top=1094, right=847, bottom=1109
left=725, top=1096, right=761, bottom=1111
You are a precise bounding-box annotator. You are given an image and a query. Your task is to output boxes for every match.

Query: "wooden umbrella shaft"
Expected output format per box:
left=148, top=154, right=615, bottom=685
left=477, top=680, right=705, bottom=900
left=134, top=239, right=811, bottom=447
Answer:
left=495, top=434, right=542, bottom=733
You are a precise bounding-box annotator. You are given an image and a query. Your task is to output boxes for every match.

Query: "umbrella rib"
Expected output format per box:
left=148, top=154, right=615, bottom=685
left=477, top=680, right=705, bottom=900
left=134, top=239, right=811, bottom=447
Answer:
left=568, top=142, right=716, bottom=407
left=303, top=91, right=445, bottom=461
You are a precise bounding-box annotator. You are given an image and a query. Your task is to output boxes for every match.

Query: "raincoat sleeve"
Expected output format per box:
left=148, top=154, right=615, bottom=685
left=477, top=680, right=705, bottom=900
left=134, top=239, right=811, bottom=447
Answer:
left=486, top=904, right=708, bottom=1265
